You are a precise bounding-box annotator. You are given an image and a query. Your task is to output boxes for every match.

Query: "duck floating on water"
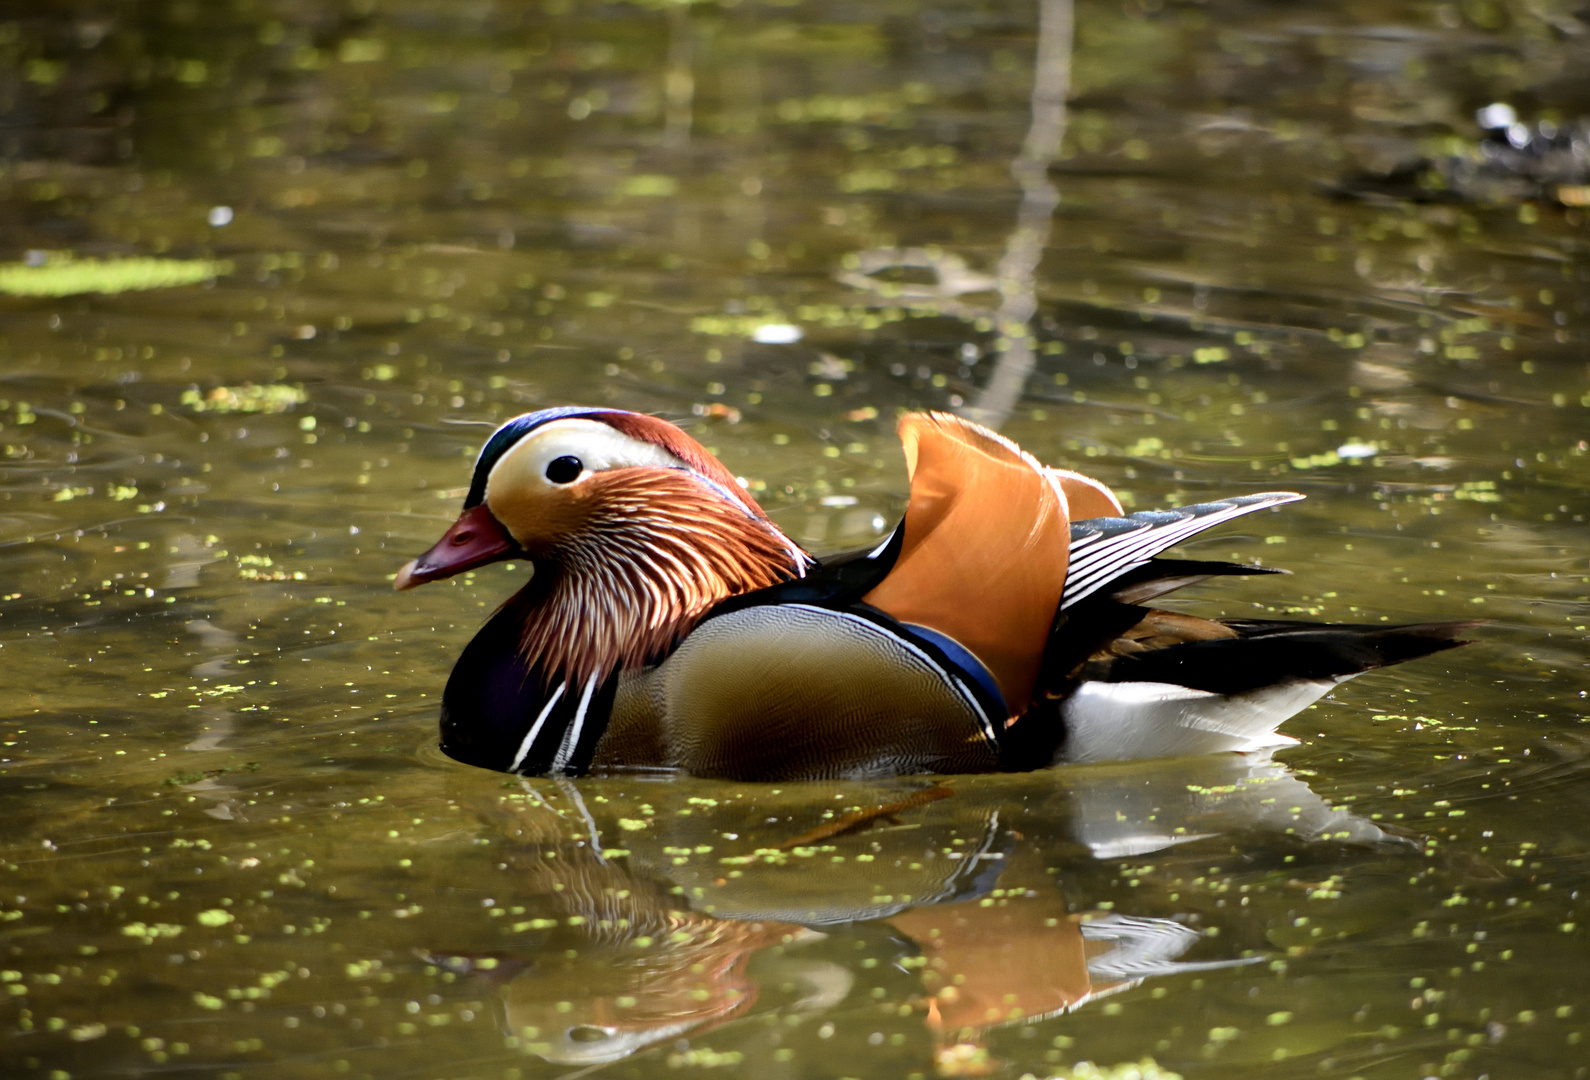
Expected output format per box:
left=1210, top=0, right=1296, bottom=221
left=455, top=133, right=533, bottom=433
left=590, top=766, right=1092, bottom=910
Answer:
left=396, top=407, right=1471, bottom=779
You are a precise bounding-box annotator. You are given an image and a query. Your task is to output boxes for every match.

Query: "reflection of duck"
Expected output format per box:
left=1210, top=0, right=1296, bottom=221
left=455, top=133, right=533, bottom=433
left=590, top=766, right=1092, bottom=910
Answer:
left=890, top=862, right=1239, bottom=1077
left=426, top=805, right=849, bottom=1065
left=1051, top=751, right=1405, bottom=859
left=491, top=917, right=839, bottom=1066
left=437, top=779, right=1295, bottom=1072
left=398, top=408, right=1470, bottom=779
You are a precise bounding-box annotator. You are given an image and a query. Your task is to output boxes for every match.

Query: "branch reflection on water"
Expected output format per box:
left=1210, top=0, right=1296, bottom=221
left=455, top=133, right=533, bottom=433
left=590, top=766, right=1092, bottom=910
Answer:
left=837, top=0, right=1073, bottom=431
left=966, top=0, right=1075, bottom=429
left=424, top=752, right=1399, bottom=1073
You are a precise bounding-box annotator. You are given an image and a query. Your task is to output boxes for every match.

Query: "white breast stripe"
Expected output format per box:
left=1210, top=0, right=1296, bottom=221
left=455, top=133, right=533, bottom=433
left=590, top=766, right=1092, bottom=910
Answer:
left=509, top=681, right=566, bottom=774
left=551, top=673, right=600, bottom=775
left=1061, top=494, right=1301, bottom=609
left=786, top=604, right=1000, bottom=746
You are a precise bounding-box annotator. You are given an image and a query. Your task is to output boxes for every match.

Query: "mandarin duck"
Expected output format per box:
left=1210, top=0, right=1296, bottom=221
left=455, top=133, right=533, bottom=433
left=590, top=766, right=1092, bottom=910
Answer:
left=396, top=407, right=1471, bottom=779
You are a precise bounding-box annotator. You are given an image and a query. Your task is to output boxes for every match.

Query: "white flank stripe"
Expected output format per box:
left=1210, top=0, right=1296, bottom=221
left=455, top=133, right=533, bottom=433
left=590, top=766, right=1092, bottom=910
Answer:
left=551, top=673, right=601, bottom=775
left=509, top=681, right=566, bottom=774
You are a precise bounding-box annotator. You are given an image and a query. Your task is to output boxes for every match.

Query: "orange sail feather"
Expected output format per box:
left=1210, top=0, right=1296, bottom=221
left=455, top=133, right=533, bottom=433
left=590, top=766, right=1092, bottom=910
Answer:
left=862, top=414, right=1094, bottom=717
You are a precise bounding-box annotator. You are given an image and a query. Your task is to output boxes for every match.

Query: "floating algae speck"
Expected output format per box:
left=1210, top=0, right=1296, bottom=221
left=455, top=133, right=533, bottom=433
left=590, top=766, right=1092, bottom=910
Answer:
left=0, top=254, right=230, bottom=297
left=1048, top=1059, right=1184, bottom=1080
left=181, top=384, right=306, bottom=414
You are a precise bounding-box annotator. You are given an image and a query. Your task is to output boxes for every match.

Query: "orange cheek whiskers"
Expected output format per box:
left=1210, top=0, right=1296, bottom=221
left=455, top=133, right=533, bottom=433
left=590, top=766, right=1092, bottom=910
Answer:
left=509, top=470, right=806, bottom=687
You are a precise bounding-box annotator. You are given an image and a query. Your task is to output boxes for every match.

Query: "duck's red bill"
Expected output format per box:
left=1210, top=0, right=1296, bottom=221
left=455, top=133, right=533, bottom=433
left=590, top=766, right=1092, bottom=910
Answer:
left=394, top=504, right=519, bottom=590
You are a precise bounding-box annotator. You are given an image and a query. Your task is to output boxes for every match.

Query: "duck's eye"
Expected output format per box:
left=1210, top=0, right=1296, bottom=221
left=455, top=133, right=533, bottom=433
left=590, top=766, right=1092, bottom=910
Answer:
left=545, top=455, right=584, bottom=484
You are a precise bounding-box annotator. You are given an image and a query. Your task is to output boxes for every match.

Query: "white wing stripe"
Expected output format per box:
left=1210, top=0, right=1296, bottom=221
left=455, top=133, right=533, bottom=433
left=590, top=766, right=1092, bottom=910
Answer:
left=1067, top=514, right=1237, bottom=586
left=1065, top=502, right=1282, bottom=594
left=1065, top=519, right=1214, bottom=600
left=1064, top=516, right=1217, bottom=601
left=1067, top=520, right=1184, bottom=577
left=1062, top=494, right=1301, bottom=609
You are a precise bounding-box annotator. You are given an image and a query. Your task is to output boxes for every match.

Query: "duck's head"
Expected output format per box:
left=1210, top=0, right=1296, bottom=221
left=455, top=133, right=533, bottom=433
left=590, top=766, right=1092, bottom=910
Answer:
left=396, top=406, right=792, bottom=588
left=396, top=407, right=805, bottom=676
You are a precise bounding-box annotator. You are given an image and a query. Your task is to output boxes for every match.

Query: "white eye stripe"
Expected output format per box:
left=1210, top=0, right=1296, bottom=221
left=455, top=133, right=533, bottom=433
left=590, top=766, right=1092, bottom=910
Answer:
left=485, top=419, right=688, bottom=506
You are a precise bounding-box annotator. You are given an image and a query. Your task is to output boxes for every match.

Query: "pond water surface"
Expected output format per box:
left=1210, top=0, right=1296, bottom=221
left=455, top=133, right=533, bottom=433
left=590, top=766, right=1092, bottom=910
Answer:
left=1, top=1, right=1588, bottom=1078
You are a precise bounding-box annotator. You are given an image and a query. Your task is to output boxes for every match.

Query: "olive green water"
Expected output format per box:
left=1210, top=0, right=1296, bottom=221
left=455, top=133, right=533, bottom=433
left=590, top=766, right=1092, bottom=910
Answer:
left=1, top=1, right=1588, bottom=1078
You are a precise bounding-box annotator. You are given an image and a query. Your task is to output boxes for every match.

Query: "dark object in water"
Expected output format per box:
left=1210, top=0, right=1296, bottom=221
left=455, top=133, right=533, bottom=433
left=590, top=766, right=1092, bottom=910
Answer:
left=1335, top=102, right=1590, bottom=207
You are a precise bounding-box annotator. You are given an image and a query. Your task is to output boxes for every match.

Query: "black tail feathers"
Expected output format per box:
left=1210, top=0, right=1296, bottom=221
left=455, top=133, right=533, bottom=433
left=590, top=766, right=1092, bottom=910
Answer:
left=1083, top=619, right=1478, bottom=696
